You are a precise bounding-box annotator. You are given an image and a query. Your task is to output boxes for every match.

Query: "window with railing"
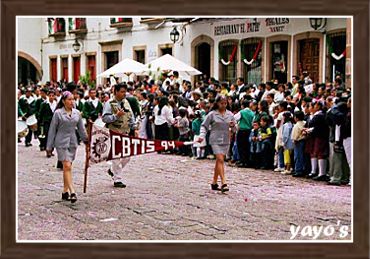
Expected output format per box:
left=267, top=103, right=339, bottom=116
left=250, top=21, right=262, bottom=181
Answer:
left=241, top=38, right=263, bottom=85
left=219, top=40, right=238, bottom=84
left=110, top=18, right=133, bottom=28
left=326, top=31, right=346, bottom=83
left=68, top=18, right=87, bottom=33
left=47, top=18, right=66, bottom=36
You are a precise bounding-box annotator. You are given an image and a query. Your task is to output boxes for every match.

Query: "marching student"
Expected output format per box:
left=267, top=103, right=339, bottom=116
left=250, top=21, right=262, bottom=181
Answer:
left=19, top=87, right=37, bottom=147
left=198, top=95, right=237, bottom=192
left=83, top=88, right=103, bottom=122
left=46, top=91, right=88, bottom=203
left=34, top=88, right=48, bottom=151
left=39, top=89, right=57, bottom=156
left=102, top=83, right=136, bottom=188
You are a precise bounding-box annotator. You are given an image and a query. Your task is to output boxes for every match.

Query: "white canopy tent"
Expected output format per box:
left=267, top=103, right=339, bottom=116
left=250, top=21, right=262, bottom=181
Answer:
left=97, top=58, right=148, bottom=78
left=145, top=54, right=202, bottom=76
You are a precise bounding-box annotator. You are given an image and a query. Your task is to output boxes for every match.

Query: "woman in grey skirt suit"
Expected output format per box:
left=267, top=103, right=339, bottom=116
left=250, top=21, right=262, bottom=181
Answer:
left=47, top=91, right=88, bottom=203
left=198, top=95, right=236, bottom=192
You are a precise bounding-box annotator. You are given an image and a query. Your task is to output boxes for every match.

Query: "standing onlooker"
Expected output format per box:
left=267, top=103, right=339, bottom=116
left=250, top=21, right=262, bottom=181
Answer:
left=153, top=96, right=175, bottom=141
left=249, top=121, right=262, bottom=169
left=291, top=111, right=306, bottom=177
left=234, top=99, right=254, bottom=167
left=192, top=110, right=206, bottom=159
left=281, top=112, right=294, bottom=174
left=175, top=108, right=191, bottom=156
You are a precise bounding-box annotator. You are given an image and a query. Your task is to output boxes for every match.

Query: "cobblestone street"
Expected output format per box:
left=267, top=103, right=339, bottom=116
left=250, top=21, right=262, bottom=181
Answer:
left=17, top=138, right=352, bottom=241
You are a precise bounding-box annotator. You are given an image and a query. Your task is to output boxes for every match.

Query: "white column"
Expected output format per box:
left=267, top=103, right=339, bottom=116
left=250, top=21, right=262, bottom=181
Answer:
left=213, top=40, right=219, bottom=79
left=322, top=34, right=326, bottom=83
left=263, top=38, right=267, bottom=82
left=68, top=54, right=73, bottom=82
left=80, top=54, right=86, bottom=76
left=57, top=55, right=61, bottom=81
left=290, top=35, right=294, bottom=80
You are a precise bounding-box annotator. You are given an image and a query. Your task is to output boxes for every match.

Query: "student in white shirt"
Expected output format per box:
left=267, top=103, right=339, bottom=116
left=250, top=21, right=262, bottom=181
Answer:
left=153, top=96, right=175, bottom=140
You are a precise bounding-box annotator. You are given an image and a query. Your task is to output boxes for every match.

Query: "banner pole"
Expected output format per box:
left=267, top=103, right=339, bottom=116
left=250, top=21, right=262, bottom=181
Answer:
left=83, top=120, right=93, bottom=193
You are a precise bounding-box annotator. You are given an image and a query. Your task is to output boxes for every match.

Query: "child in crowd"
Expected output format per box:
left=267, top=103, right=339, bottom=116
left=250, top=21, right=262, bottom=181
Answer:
left=249, top=121, right=262, bottom=169
left=291, top=111, right=306, bottom=177
left=258, top=116, right=276, bottom=170
left=175, top=108, right=191, bottom=156
left=192, top=110, right=206, bottom=159
left=281, top=112, right=294, bottom=174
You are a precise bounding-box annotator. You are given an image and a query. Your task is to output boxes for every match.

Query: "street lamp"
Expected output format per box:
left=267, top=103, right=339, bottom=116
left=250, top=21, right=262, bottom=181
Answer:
left=170, top=26, right=180, bottom=43
left=309, top=18, right=327, bottom=31
left=72, top=39, right=81, bottom=52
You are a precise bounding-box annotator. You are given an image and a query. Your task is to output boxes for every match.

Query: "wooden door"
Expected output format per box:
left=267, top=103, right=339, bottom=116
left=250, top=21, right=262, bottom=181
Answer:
left=87, top=55, right=96, bottom=81
left=298, top=38, right=320, bottom=83
left=50, top=58, right=57, bottom=81
left=61, top=57, right=68, bottom=81
left=73, top=57, right=80, bottom=83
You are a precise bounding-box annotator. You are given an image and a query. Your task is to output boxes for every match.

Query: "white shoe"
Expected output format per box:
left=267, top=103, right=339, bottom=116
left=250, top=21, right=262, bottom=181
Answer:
left=274, top=167, right=284, bottom=172
left=281, top=169, right=292, bottom=175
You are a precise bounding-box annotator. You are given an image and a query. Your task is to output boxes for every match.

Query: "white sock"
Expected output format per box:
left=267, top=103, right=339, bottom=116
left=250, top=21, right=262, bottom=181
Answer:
left=318, top=159, right=327, bottom=176
left=311, top=158, right=318, bottom=174
left=200, top=148, right=205, bottom=158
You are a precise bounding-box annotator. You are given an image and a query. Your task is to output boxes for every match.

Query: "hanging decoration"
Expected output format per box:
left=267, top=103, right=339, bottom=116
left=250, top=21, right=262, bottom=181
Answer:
left=220, top=44, right=238, bottom=66
left=243, top=40, right=262, bottom=65
left=327, top=36, right=346, bottom=61
left=331, top=49, right=346, bottom=60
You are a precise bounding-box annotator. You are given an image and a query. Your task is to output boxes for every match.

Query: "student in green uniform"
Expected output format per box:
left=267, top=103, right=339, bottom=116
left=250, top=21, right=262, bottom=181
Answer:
left=82, top=89, right=103, bottom=122
left=40, top=90, right=57, bottom=156
left=35, top=88, right=48, bottom=150
left=18, top=87, right=36, bottom=147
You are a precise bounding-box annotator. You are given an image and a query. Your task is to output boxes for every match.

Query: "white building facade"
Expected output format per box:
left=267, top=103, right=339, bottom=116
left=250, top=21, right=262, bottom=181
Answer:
left=17, top=17, right=351, bottom=87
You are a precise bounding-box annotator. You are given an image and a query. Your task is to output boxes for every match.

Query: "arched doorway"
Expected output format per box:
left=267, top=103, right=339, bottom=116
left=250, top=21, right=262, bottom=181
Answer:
left=195, top=42, right=211, bottom=81
left=191, top=35, right=214, bottom=83
left=17, top=51, right=42, bottom=85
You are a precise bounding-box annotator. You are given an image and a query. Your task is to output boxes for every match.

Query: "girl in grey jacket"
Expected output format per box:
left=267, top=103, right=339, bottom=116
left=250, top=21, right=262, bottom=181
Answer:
left=47, top=91, right=88, bottom=203
left=198, top=95, right=236, bottom=193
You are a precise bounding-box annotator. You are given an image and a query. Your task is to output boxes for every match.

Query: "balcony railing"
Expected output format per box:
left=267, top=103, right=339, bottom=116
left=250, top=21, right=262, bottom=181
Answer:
left=110, top=18, right=133, bottom=28
left=68, top=18, right=87, bottom=34
left=140, top=17, right=164, bottom=24
left=48, top=18, right=66, bottom=36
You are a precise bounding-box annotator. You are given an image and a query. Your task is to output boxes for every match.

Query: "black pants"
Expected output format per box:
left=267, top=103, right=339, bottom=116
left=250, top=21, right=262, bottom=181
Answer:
left=250, top=152, right=261, bottom=168
left=146, top=118, right=153, bottom=139
left=260, top=139, right=274, bottom=169
left=179, top=133, right=191, bottom=155
left=25, top=127, right=35, bottom=144
left=39, top=123, right=50, bottom=149
left=237, top=129, right=251, bottom=165
left=155, top=123, right=169, bottom=140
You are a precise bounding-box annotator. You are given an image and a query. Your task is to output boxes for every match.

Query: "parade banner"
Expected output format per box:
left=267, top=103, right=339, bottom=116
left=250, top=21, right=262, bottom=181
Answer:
left=89, top=123, right=192, bottom=164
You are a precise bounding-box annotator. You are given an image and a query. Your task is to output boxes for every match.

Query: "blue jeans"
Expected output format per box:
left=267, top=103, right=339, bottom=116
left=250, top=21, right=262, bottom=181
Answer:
left=278, top=146, right=284, bottom=168
left=294, top=140, right=305, bottom=173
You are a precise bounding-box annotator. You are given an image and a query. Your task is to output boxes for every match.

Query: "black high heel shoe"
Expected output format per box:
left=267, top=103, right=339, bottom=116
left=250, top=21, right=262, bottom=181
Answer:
left=70, top=193, right=77, bottom=203
left=221, top=184, right=229, bottom=193
left=62, top=192, right=69, bottom=201
left=211, top=183, right=221, bottom=191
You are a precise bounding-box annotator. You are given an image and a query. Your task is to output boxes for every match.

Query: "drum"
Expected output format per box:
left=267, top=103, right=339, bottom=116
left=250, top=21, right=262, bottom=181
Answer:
left=94, top=117, right=106, bottom=128
left=26, top=115, right=38, bottom=132
left=18, top=120, right=29, bottom=138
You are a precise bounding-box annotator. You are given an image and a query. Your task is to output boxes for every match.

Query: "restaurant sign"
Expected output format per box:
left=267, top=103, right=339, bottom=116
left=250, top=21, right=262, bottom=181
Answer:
left=213, top=18, right=291, bottom=36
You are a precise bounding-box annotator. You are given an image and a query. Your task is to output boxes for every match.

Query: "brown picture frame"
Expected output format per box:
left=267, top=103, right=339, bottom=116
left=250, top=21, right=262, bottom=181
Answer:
left=3, top=0, right=369, bottom=258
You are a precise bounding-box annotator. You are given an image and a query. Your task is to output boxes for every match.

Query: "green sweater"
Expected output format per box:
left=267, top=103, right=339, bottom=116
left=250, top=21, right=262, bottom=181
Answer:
left=192, top=118, right=202, bottom=135
left=239, top=108, right=254, bottom=130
